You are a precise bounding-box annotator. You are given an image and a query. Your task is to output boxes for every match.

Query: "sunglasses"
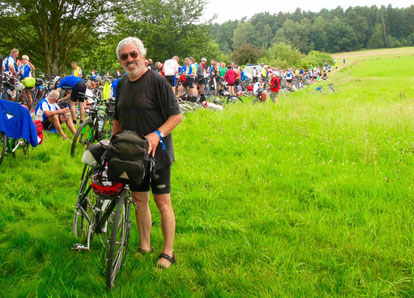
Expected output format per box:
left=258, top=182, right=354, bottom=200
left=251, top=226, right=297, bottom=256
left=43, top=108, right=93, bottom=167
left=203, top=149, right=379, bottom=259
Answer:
left=120, top=51, right=139, bottom=61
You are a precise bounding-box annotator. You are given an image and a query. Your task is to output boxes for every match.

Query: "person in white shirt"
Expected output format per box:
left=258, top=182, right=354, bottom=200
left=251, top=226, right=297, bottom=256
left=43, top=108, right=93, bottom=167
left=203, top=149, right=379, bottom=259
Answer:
left=163, top=56, right=179, bottom=93
left=34, top=90, right=76, bottom=140
left=252, top=67, right=259, bottom=83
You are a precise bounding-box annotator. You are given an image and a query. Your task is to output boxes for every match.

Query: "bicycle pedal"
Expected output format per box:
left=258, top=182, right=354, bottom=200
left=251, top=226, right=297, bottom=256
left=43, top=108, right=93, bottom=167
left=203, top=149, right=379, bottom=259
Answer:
left=73, top=243, right=89, bottom=251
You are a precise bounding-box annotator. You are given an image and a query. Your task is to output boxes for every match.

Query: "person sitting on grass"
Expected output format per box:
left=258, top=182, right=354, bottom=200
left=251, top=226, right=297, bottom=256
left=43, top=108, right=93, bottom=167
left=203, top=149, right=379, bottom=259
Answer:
left=34, top=90, right=76, bottom=140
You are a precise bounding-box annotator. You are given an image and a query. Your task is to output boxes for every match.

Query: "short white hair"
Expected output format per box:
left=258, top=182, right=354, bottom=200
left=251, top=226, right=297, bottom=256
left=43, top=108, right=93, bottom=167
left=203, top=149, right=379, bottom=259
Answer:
left=22, top=55, right=29, bottom=61
left=116, top=37, right=146, bottom=59
left=47, top=90, right=60, bottom=100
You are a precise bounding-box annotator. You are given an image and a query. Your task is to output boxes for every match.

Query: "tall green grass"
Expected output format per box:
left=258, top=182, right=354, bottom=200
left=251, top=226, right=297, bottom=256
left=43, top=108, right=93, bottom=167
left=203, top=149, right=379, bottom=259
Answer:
left=1, top=48, right=414, bottom=296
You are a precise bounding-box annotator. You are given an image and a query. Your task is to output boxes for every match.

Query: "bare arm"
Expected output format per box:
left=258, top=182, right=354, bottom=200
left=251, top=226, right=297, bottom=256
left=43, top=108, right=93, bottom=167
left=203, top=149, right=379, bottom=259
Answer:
left=111, top=119, right=121, bottom=136
left=29, top=62, right=35, bottom=72
left=44, top=107, right=69, bottom=117
left=146, top=113, right=183, bottom=157
left=56, top=88, right=71, bottom=102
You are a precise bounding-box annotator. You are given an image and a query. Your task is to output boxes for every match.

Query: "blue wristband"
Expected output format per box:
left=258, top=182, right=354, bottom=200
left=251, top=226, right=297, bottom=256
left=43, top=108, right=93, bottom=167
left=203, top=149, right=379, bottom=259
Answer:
left=154, top=130, right=166, bottom=150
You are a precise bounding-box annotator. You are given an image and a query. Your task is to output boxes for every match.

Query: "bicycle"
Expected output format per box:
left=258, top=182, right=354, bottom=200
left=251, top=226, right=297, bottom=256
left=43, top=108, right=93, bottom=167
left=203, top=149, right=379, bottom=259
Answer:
left=313, top=86, right=325, bottom=94
left=252, top=85, right=270, bottom=104
left=70, top=96, right=115, bottom=157
left=0, top=99, right=37, bottom=166
left=73, top=161, right=132, bottom=288
left=328, top=83, right=336, bottom=94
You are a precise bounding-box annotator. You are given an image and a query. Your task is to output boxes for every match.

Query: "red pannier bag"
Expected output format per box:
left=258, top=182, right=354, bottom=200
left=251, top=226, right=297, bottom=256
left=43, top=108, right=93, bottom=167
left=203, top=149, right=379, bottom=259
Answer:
left=33, top=120, right=44, bottom=144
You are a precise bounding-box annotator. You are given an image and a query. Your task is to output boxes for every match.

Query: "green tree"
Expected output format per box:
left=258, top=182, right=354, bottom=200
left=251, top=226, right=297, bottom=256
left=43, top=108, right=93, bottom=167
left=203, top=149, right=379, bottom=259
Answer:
left=367, top=24, right=385, bottom=48
left=114, top=0, right=217, bottom=62
left=325, top=17, right=357, bottom=52
left=231, top=43, right=261, bottom=65
left=263, top=42, right=301, bottom=68
left=345, top=8, right=369, bottom=49
left=208, top=20, right=240, bottom=53
left=0, top=0, right=116, bottom=75
left=232, top=22, right=259, bottom=49
left=310, top=16, right=328, bottom=52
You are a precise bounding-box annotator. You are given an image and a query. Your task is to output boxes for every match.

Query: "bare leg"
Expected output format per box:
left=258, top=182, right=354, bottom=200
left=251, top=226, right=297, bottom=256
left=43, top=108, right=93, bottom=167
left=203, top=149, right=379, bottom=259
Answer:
left=49, top=115, right=68, bottom=139
left=60, top=114, right=76, bottom=134
left=131, top=191, right=152, bottom=251
left=69, top=101, right=77, bottom=123
left=177, top=85, right=183, bottom=97
left=79, top=100, right=85, bottom=122
left=154, top=193, right=175, bottom=267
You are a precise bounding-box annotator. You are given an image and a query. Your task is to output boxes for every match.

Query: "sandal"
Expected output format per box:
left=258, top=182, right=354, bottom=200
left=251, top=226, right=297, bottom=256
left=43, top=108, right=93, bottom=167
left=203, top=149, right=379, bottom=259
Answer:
left=135, top=246, right=154, bottom=257
left=157, top=251, right=176, bottom=269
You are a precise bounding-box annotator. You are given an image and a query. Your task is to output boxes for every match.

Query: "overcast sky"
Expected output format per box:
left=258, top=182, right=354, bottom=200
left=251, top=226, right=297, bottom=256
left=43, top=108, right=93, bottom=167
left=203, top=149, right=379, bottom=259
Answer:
left=202, top=0, right=413, bottom=24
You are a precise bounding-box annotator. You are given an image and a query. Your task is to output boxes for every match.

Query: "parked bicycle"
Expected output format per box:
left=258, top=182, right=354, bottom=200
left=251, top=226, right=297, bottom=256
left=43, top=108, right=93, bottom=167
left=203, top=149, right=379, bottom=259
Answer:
left=0, top=99, right=38, bottom=166
left=70, top=96, right=115, bottom=157
left=73, top=158, right=132, bottom=288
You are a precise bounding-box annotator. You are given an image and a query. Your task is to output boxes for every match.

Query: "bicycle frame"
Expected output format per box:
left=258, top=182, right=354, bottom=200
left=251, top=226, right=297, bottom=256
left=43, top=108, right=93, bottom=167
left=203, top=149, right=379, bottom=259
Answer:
left=74, top=188, right=126, bottom=251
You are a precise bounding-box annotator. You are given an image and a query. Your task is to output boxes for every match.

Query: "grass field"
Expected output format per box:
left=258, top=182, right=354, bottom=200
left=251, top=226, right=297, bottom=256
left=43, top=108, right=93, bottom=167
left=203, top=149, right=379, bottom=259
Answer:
left=1, top=48, right=414, bottom=296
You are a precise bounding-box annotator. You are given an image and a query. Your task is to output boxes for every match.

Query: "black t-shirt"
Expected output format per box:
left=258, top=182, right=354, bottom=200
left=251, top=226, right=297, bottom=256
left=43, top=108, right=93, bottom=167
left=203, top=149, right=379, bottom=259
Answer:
left=114, top=70, right=181, bottom=169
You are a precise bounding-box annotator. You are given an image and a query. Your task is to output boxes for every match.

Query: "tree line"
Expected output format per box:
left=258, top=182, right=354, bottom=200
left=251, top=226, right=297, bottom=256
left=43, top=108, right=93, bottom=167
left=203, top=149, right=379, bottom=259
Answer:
left=211, top=5, right=414, bottom=55
left=0, top=1, right=412, bottom=75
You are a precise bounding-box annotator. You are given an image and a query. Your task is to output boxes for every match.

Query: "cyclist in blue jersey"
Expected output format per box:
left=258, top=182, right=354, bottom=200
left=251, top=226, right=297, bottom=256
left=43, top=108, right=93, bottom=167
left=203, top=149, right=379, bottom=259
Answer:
left=110, top=77, right=120, bottom=98
left=34, top=90, right=76, bottom=139
left=3, top=49, right=19, bottom=76
left=18, top=55, right=35, bottom=78
left=177, top=57, right=197, bottom=97
left=55, top=75, right=87, bottom=124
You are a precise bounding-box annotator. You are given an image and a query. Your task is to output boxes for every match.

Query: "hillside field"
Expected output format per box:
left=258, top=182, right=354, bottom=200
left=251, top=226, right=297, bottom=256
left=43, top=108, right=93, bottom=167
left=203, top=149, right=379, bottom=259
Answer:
left=1, top=47, right=414, bottom=296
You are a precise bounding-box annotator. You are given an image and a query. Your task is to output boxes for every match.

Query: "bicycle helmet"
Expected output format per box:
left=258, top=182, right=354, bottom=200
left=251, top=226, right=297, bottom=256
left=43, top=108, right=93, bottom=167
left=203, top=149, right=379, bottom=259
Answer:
left=91, top=171, right=124, bottom=197
left=201, top=57, right=207, bottom=62
left=52, top=76, right=61, bottom=88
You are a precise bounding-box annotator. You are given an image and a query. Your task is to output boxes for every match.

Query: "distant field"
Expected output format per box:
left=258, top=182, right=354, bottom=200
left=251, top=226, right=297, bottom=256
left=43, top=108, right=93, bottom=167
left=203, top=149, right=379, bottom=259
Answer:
left=334, top=46, right=414, bottom=61
left=0, top=49, right=413, bottom=296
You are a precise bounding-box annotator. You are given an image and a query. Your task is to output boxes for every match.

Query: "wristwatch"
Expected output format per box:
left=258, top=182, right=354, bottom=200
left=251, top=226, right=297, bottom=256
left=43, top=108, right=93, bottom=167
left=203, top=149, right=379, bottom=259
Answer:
left=159, top=130, right=165, bottom=138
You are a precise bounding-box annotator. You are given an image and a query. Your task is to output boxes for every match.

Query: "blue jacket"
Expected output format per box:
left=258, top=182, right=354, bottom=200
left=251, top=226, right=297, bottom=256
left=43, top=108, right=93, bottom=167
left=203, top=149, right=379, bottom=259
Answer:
left=0, top=99, right=38, bottom=147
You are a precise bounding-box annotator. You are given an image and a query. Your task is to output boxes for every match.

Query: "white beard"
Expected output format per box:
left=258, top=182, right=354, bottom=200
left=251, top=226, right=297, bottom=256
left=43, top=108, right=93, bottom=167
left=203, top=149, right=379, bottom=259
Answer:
left=124, top=61, right=146, bottom=79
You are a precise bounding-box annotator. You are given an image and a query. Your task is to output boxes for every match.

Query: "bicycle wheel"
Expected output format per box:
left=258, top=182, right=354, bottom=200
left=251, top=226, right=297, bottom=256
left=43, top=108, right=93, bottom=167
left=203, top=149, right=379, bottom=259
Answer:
left=71, top=119, right=95, bottom=157
left=10, top=138, right=29, bottom=158
left=106, top=194, right=131, bottom=288
left=73, top=165, right=96, bottom=243
left=227, top=95, right=242, bottom=104
left=98, top=113, right=112, bottom=141
left=0, top=132, right=6, bottom=166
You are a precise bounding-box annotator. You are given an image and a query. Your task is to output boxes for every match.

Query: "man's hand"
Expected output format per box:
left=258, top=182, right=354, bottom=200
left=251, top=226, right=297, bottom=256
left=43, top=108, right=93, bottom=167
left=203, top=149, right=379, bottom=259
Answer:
left=145, top=132, right=160, bottom=157
left=61, top=107, right=70, bottom=115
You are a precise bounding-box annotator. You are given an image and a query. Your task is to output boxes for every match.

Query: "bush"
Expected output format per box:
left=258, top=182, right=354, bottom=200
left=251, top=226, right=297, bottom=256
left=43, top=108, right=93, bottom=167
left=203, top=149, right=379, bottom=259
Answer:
left=262, top=42, right=302, bottom=69
left=302, top=51, right=334, bottom=68
left=231, top=43, right=262, bottom=65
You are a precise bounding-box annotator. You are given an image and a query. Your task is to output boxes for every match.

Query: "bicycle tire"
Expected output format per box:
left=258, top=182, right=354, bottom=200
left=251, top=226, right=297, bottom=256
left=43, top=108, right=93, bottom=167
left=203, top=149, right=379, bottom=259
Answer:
left=73, top=165, right=95, bottom=243
left=227, top=95, right=242, bottom=104
left=106, top=194, right=130, bottom=289
left=71, top=119, right=95, bottom=157
left=0, top=132, right=6, bottom=166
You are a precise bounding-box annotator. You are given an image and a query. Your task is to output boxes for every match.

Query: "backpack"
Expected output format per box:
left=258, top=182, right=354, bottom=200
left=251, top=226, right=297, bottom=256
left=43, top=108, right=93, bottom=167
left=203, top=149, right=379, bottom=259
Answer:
left=107, top=130, right=149, bottom=184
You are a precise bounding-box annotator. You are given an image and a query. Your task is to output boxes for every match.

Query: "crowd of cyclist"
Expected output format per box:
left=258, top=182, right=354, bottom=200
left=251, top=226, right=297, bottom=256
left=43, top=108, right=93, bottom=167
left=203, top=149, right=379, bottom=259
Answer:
left=1, top=47, right=333, bottom=141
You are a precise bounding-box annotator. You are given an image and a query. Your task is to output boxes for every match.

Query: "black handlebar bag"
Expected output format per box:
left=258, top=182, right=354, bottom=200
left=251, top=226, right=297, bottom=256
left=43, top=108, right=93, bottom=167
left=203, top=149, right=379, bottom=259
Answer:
left=107, top=130, right=149, bottom=185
